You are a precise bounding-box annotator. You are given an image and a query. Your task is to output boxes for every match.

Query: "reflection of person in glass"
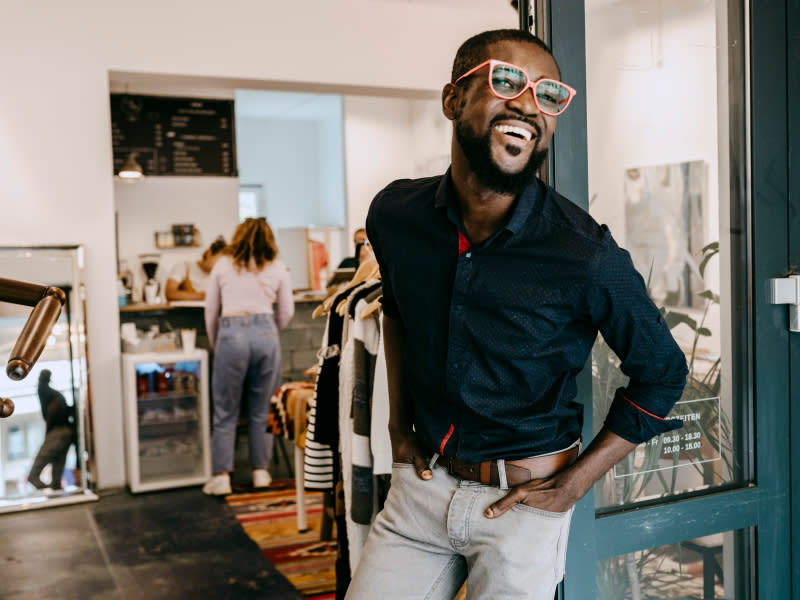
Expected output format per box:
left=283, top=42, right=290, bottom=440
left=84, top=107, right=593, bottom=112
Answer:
left=28, top=370, right=74, bottom=492
left=165, top=237, right=226, bottom=301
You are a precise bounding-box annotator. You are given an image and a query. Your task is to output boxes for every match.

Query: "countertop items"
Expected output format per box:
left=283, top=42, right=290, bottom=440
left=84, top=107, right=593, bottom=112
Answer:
left=120, top=294, right=322, bottom=312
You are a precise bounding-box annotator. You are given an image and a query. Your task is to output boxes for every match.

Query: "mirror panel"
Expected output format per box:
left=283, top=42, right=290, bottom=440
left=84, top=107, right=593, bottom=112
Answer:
left=0, top=246, right=98, bottom=511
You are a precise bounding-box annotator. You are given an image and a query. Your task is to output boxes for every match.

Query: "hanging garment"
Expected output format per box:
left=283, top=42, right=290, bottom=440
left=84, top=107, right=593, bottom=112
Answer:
left=350, top=285, right=383, bottom=524
left=371, top=341, right=391, bottom=476
left=304, top=285, right=355, bottom=490
left=303, top=305, right=338, bottom=491
left=336, top=281, right=381, bottom=575
left=267, top=381, right=315, bottom=446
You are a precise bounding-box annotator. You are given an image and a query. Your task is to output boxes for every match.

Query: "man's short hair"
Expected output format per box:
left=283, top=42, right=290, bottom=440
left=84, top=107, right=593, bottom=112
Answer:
left=39, top=369, right=51, bottom=382
left=451, top=29, right=559, bottom=84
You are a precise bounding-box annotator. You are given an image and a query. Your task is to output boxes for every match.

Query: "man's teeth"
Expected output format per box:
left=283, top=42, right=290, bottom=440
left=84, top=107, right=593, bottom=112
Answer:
left=495, top=124, right=532, bottom=141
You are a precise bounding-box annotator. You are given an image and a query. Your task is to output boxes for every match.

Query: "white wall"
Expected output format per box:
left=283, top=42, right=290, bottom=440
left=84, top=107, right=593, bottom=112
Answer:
left=343, top=95, right=451, bottom=237
left=0, top=0, right=510, bottom=488
left=114, top=177, right=240, bottom=294
left=409, top=98, right=454, bottom=179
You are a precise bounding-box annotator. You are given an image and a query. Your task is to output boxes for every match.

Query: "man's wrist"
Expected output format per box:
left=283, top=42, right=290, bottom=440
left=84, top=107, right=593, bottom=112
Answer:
left=551, top=465, right=588, bottom=504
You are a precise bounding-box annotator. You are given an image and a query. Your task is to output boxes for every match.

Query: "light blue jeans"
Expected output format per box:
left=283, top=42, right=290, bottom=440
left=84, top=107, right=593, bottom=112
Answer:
left=345, top=462, right=573, bottom=600
left=210, top=314, right=281, bottom=474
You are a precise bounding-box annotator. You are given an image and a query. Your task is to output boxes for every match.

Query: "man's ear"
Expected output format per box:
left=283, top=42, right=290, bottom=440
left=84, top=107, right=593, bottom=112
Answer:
left=442, top=83, right=458, bottom=121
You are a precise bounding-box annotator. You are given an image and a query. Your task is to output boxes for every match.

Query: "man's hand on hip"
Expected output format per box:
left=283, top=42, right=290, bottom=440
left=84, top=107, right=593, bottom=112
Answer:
left=391, top=431, right=434, bottom=480
left=484, top=470, right=581, bottom=517
left=483, top=429, right=637, bottom=518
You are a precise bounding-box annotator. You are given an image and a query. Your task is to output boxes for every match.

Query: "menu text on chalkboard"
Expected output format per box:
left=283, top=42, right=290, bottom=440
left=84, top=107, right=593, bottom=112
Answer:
left=111, top=94, right=237, bottom=177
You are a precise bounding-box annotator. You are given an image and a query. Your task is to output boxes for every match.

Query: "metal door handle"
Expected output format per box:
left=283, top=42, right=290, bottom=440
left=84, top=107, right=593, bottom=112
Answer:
left=770, top=275, right=800, bottom=332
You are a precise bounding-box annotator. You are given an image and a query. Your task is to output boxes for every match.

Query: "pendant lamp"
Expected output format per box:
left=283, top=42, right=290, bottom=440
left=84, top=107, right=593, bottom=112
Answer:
left=118, top=152, right=144, bottom=180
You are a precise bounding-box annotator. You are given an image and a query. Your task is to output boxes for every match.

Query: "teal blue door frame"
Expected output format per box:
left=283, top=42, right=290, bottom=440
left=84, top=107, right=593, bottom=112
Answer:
left=788, top=0, right=800, bottom=597
left=546, top=0, right=796, bottom=597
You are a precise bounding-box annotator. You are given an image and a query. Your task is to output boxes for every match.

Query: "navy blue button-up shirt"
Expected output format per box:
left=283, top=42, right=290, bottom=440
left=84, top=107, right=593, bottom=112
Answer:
left=366, top=171, right=688, bottom=462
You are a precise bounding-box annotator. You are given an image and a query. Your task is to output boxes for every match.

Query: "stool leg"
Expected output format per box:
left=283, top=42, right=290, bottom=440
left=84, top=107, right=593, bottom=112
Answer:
left=294, top=445, right=307, bottom=532
left=272, top=436, right=294, bottom=477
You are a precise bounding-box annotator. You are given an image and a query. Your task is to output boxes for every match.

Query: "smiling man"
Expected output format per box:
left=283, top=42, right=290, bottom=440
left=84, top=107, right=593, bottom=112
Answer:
left=347, top=29, right=687, bottom=600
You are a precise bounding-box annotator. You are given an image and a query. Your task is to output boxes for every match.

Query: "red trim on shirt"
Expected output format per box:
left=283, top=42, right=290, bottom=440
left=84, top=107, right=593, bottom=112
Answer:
left=439, top=423, right=455, bottom=454
left=623, top=394, right=667, bottom=421
left=458, top=232, right=471, bottom=256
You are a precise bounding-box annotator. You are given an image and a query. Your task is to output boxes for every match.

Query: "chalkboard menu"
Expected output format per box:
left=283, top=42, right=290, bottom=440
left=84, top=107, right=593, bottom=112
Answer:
left=110, top=94, right=237, bottom=176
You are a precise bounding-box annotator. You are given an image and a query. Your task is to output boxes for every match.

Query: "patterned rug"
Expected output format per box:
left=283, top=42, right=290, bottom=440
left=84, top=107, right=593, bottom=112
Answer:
left=226, top=479, right=337, bottom=599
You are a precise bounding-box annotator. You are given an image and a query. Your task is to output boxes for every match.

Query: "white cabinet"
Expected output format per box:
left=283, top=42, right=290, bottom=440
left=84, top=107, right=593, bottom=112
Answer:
left=121, top=350, right=211, bottom=492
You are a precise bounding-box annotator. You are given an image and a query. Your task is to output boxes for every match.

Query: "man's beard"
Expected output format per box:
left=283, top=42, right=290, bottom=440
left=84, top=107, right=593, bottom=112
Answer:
left=455, top=119, right=547, bottom=195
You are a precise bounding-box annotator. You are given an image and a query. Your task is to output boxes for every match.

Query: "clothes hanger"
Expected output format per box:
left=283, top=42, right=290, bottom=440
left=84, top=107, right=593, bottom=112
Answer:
left=311, top=295, right=335, bottom=319
left=359, top=294, right=382, bottom=320
left=335, top=273, right=382, bottom=317
left=334, top=256, right=381, bottom=316
left=312, top=255, right=380, bottom=319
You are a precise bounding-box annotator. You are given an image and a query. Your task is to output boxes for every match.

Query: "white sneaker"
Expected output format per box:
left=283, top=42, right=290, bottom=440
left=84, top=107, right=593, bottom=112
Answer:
left=202, top=473, right=231, bottom=496
left=252, top=469, right=272, bottom=488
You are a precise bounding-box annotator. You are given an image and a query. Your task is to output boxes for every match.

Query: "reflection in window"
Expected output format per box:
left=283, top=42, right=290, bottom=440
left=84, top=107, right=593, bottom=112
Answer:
left=585, top=0, right=746, bottom=510
left=597, top=530, right=745, bottom=599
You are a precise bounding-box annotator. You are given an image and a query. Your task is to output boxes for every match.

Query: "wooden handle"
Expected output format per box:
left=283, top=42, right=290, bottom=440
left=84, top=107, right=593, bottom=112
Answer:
left=0, top=397, right=14, bottom=418
left=0, top=277, right=50, bottom=307
left=6, top=288, right=65, bottom=381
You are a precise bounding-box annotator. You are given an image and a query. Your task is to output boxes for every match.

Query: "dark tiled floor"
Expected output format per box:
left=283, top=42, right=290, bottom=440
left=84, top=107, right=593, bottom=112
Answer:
left=0, top=437, right=303, bottom=600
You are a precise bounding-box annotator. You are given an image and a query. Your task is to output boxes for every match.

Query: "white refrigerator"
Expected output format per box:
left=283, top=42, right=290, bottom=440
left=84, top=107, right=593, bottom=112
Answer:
left=121, top=349, right=211, bottom=492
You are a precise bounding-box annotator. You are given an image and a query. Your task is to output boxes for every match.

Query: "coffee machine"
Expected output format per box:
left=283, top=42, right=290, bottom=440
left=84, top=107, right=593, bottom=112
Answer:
left=139, top=253, right=162, bottom=304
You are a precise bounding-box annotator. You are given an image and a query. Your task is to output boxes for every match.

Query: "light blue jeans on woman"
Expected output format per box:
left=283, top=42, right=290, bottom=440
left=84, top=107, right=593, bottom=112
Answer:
left=345, top=461, right=573, bottom=600
left=211, top=314, right=281, bottom=475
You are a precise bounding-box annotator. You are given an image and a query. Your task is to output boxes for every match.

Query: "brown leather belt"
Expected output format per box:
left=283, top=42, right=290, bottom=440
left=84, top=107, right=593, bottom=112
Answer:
left=446, top=446, right=579, bottom=487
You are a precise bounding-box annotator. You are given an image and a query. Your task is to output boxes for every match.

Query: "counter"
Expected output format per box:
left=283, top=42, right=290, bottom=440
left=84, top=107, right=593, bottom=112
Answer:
left=119, top=293, right=327, bottom=382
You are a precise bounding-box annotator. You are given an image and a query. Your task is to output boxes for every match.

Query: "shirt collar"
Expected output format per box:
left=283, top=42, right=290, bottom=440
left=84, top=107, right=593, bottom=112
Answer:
left=434, top=167, right=540, bottom=236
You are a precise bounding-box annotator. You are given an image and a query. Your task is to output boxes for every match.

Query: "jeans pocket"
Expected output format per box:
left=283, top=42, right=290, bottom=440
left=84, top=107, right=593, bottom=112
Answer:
left=391, top=461, right=416, bottom=469
left=510, top=503, right=571, bottom=519
left=217, top=328, right=245, bottom=350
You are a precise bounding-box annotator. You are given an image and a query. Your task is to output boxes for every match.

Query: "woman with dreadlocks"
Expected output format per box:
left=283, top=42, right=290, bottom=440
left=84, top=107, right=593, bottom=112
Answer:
left=202, top=218, right=295, bottom=495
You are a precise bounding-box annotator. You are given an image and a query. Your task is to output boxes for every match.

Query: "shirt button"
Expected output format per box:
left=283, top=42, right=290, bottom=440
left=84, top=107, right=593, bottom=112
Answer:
left=465, top=252, right=472, bottom=258
left=455, top=304, right=463, bottom=311
left=452, top=362, right=459, bottom=369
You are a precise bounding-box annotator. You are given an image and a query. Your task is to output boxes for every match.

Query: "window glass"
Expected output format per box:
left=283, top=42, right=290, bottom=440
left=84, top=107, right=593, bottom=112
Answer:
left=597, top=529, right=750, bottom=599
left=586, top=0, right=749, bottom=510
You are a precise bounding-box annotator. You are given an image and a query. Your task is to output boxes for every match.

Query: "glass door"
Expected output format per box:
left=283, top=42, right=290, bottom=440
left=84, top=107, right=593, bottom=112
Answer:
left=544, top=0, right=793, bottom=597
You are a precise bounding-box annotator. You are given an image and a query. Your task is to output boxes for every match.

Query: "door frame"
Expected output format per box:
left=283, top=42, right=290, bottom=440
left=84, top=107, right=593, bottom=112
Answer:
left=546, top=1, right=794, bottom=597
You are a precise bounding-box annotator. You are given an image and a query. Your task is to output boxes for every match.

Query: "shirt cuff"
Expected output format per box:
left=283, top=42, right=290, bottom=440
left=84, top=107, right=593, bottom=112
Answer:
left=603, top=388, right=683, bottom=444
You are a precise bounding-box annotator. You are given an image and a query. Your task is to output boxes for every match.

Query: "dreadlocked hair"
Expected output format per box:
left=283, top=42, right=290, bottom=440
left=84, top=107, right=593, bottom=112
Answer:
left=226, top=217, right=278, bottom=272
left=450, top=29, right=559, bottom=84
